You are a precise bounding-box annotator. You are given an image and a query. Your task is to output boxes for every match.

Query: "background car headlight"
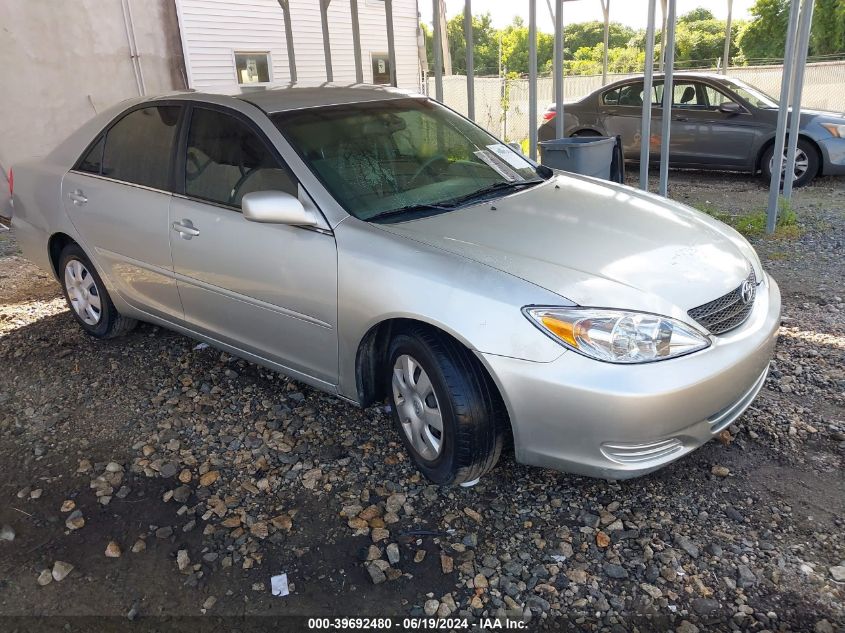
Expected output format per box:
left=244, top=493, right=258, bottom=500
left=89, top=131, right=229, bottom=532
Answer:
left=821, top=123, right=845, bottom=138
left=524, top=307, right=710, bottom=363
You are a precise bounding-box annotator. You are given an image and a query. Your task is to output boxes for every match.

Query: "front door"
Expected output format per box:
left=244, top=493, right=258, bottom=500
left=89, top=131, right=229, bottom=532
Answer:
left=62, top=105, right=184, bottom=322
left=169, top=105, right=338, bottom=386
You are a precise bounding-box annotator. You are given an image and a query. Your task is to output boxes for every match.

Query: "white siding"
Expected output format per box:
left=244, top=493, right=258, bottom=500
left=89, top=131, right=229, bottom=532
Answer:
left=175, top=0, right=421, bottom=90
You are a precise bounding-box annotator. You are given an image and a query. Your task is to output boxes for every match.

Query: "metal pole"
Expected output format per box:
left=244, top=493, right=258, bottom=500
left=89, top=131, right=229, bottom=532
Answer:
left=639, top=0, right=657, bottom=191
left=351, top=0, right=363, bottom=83
left=465, top=0, right=475, bottom=120
left=783, top=0, right=814, bottom=200
left=658, top=0, right=667, bottom=71
left=529, top=0, right=538, bottom=160
left=722, top=0, right=733, bottom=74
left=657, top=0, right=676, bottom=197
left=554, top=0, right=564, bottom=138
left=320, top=0, right=333, bottom=82
left=766, top=0, right=801, bottom=233
left=278, top=0, right=297, bottom=82
left=432, top=0, right=444, bottom=101
left=601, top=0, right=610, bottom=85
left=385, top=0, right=397, bottom=86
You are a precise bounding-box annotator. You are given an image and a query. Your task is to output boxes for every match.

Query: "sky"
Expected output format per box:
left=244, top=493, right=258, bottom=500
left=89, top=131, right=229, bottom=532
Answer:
left=418, top=0, right=757, bottom=32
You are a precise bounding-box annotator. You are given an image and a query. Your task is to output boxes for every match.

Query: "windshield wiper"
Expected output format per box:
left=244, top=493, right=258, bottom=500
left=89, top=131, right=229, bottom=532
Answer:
left=369, top=201, right=456, bottom=223
left=437, top=179, right=544, bottom=208
left=369, top=179, right=544, bottom=223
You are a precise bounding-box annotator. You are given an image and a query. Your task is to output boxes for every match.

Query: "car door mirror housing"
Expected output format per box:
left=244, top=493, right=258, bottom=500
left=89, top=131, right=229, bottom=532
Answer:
left=241, top=191, right=317, bottom=226
left=718, top=101, right=743, bottom=114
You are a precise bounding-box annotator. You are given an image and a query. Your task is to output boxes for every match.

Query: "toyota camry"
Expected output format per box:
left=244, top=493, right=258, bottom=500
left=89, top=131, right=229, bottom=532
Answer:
left=9, top=84, right=780, bottom=485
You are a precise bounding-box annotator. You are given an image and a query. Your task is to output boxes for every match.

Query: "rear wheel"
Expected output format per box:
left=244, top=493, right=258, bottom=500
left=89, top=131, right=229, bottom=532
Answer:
left=386, top=326, right=506, bottom=485
left=59, top=244, right=137, bottom=338
left=760, top=138, right=819, bottom=188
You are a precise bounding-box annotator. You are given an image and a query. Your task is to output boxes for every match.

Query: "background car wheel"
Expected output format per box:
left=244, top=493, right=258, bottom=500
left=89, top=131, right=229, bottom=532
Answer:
left=761, top=138, right=819, bottom=188
left=59, top=244, right=137, bottom=339
left=386, top=326, right=506, bottom=485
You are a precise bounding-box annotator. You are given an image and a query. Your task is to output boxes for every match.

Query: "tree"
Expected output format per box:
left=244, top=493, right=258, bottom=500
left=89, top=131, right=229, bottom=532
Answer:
left=678, top=7, right=716, bottom=23
left=445, top=12, right=500, bottom=75
left=811, top=0, right=845, bottom=56
left=498, top=17, right=553, bottom=75
left=738, top=0, right=790, bottom=61
left=562, top=21, right=637, bottom=59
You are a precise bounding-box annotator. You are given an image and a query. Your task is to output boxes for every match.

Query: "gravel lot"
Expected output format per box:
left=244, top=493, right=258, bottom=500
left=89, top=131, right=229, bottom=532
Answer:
left=0, top=171, right=843, bottom=632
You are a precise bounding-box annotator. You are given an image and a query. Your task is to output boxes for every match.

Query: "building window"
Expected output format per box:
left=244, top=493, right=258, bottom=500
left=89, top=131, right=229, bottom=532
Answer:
left=234, top=52, right=271, bottom=85
left=371, top=53, right=392, bottom=85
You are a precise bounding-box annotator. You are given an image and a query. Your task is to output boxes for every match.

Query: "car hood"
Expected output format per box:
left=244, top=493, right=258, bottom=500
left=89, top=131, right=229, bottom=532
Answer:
left=375, top=174, right=755, bottom=323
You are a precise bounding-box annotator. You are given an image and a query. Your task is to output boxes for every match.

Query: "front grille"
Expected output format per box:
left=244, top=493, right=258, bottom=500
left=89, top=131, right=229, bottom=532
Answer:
left=688, top=270, right=757, bottom=335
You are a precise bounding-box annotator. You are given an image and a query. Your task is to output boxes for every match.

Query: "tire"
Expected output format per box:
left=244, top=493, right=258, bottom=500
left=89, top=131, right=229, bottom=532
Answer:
left=58, top=243, right=137, bottom=339
left=760, top=137, right=819, bottom=188
left=386, top=326, right=506, bottom=485
left=571, top=129, right=601, bottom=137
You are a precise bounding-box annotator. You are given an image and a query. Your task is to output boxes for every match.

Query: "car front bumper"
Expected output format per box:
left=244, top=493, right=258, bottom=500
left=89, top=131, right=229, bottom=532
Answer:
left=819, top=136, right=845, bottom=176
left=482, top=273, right=781, bottom=479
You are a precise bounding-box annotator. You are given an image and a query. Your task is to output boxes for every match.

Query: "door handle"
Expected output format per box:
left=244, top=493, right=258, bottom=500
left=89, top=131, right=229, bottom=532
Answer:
left=172, top=220, right=200, bottom=239
left=673, top=116, right=690, bottom=122
left=68, top=190, right=88, bottom=205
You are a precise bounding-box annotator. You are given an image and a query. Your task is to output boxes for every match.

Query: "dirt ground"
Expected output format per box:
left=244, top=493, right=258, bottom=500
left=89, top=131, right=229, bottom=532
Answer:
left=0, top=170, right=843, bottom=633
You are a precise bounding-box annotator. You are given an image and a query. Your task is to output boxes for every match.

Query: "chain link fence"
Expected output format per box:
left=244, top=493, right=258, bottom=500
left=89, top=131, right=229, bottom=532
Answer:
left=427, top=60, right=845, bottom=143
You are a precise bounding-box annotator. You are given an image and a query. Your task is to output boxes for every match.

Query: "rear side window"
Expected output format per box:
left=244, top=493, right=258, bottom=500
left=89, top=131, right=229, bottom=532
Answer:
left=77, top=136, right=105, bottom=174
left=184, top=108, right=296, bottom=208
left=604, top=83, right=644, bottom=106
left=102, top=106, right=180, bottom=190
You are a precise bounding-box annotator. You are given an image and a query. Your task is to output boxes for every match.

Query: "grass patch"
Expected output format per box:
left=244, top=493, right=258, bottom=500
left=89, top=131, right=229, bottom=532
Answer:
left=697, top=198, right=802, bottom=240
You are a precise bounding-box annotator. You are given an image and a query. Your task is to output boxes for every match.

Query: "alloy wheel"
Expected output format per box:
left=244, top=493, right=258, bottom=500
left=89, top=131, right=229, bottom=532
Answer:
left=64, top=259, right=102, bottom=325
left=391, top=354, right=443, bottom=460
left=769, top=148, right=809, bottom=181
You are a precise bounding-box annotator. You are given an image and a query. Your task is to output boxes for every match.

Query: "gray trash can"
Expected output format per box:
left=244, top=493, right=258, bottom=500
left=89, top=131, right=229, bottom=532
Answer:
left=539, top=136, right=617, bottom=180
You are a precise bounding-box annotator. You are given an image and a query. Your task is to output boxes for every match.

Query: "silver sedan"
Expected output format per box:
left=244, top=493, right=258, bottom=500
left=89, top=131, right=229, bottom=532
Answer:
left=10, top=84, right=780, bottom=485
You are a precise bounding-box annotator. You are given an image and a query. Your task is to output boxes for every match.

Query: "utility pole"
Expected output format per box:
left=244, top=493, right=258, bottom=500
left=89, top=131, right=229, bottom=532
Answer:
left=722, top=0, right=733, bottom=73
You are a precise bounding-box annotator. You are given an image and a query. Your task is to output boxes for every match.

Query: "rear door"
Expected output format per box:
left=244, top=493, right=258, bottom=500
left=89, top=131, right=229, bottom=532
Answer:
left=600, top=81, right=660, bottom=159
left=169, top=104, right=338, bottom=386
left=62, top=105, right=184, bottom=321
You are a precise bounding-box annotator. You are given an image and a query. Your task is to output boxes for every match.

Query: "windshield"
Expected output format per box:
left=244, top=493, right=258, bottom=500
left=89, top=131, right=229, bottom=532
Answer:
left=723, top=78, right=779, bottom=109
left=273, top=98, right=541, bottom=221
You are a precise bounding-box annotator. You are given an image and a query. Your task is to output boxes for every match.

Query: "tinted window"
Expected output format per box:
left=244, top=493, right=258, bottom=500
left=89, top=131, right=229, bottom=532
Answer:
left=102, top=106, right=180, bottom=189
left=77, top=136, right=105, bottom=174
left=185, top=108, right=296, bottom=208
left=605, top=83, right=644, bottom=107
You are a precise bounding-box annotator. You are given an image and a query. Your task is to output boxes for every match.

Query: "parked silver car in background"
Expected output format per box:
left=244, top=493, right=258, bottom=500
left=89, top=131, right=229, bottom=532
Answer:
left=10, top=84, right=780, bottom=485
left=538, top=72, right=845, bottom=187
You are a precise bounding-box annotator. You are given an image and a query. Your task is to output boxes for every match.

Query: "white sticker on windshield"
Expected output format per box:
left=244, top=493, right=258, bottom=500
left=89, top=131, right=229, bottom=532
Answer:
left=486, top=144, right=532, bottom=169
left=474, top=150, right=520, bottom=181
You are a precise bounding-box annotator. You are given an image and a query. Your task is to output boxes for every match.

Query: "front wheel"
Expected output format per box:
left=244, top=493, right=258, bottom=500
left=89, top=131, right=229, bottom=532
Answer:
left=59, top=244, right=137, bottom=338
left=760, top=138, right=819, bottom=188
left=386, top=326, right=506, bottom=485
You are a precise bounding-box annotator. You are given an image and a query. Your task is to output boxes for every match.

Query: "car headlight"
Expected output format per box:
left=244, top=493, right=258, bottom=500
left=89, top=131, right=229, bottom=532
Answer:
left=821, top=123, right=845, bottom=138
left=523, top=307, right=710, bottom=363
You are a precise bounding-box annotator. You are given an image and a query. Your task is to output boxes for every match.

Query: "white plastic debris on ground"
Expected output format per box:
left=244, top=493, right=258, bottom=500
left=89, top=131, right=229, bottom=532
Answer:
left=194, top=343, right=209, bottom=350
left=271, top=573, right=289, bottom=597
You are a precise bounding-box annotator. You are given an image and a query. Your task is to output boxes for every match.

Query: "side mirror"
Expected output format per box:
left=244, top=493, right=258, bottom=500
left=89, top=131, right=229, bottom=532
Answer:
left=718, top=101, right=743, bottom=114
left=242, top=190, right=317, bottom=226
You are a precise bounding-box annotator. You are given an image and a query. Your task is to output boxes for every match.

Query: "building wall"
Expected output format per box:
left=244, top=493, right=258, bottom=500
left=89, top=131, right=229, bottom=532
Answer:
left=0, top=0, right=185, bottom=212
left=175, top=0, right=421, bottom=90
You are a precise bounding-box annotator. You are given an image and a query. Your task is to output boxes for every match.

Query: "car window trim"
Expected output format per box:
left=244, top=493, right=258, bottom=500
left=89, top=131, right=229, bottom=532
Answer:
left=71, top=101, right=186, bottom=188
left=66, top=169, right=174, bottom=196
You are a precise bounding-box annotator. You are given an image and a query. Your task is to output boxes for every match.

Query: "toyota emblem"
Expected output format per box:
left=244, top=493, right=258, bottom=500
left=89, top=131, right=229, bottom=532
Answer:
left=740, top=280, right=754, bottom=304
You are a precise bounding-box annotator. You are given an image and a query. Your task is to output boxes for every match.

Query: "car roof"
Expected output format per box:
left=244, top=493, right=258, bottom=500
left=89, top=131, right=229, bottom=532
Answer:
left=601, top=72, right=734, bottom=91
left=227, top=82, right=423, bottom=113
